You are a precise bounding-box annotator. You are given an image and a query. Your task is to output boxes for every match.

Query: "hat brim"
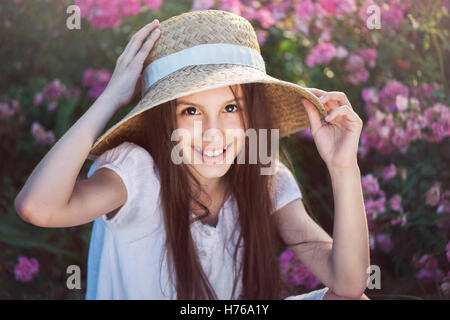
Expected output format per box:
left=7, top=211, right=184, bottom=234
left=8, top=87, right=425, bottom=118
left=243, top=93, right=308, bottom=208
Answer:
left=88, top=64, right=326, bottom=161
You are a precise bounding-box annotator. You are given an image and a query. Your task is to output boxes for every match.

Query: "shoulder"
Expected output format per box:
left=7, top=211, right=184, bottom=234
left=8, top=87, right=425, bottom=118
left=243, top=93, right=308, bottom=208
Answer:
left=271, top=160, right=303, bottom=213
left=87, top=142, right=155, bottom=179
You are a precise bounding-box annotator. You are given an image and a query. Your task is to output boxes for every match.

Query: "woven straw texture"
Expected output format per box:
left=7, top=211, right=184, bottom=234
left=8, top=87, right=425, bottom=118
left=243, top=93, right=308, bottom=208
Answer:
left=88, top=9, right=326, bottom=160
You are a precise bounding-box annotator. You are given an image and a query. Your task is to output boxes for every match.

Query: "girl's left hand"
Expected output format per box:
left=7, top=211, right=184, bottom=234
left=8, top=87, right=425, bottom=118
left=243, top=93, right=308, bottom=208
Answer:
left=302, top=89, right=363, bottom=170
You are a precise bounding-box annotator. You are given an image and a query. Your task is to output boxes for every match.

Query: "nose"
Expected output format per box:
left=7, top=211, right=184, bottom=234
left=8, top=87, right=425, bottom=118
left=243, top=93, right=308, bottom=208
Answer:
left=202, top=116, right=225, bottom=145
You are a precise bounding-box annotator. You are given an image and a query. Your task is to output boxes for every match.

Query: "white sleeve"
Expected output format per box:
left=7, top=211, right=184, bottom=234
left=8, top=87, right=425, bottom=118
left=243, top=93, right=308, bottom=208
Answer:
left=86, top=141, right=160, bottom=227
left=270, top=161, right=303, bottom=214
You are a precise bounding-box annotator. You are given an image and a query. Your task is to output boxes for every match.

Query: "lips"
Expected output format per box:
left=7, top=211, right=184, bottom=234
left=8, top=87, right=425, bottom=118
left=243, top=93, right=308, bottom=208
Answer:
left=191, top=142, right=233, bottom=163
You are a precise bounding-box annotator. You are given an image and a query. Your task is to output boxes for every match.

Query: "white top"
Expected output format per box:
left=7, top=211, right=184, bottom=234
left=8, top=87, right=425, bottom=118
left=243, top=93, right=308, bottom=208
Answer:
left=84, top=141, right=306, bottom=300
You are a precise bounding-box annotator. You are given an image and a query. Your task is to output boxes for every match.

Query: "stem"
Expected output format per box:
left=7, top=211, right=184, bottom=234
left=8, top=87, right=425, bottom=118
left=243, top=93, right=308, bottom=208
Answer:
left=431, top=30, right=447, bottom=96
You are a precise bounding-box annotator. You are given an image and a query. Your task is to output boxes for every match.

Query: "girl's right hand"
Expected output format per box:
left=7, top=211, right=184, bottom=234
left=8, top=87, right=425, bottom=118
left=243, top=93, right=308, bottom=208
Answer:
left=101, top=19, right=161, bottom=110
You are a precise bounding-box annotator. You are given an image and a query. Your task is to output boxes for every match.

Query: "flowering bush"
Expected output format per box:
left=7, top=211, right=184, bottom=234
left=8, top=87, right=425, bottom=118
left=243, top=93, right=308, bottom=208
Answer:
left=0, top=0, right=448, bottom=299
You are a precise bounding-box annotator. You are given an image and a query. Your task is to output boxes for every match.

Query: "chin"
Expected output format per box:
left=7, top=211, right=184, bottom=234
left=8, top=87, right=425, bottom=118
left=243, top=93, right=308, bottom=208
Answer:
left=190, top=163, right=232, bottom=179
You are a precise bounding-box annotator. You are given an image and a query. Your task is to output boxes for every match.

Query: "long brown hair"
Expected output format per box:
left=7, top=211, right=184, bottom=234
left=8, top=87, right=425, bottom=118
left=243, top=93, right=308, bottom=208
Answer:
left=138, top=83, right=320, bottom=299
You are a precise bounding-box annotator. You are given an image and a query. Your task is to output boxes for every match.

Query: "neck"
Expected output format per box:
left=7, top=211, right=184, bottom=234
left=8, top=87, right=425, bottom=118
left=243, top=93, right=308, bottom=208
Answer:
left=187, top=167, right=227, bottom=214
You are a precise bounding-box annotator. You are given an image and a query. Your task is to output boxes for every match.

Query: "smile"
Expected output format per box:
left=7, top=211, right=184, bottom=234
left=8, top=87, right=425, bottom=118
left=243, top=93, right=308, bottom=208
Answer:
left=191, top=143, right=232, bottom=163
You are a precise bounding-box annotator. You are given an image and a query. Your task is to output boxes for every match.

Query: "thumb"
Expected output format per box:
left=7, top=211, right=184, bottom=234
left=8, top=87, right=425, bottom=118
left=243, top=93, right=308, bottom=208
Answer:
left=302, top=98, right=323, bottom=136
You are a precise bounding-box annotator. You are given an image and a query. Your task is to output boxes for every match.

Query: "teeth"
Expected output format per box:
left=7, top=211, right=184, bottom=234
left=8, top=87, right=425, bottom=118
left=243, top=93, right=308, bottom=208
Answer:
left=194, top=145, right=229, bottom=157
left=204, top=148, right=224, bottom=157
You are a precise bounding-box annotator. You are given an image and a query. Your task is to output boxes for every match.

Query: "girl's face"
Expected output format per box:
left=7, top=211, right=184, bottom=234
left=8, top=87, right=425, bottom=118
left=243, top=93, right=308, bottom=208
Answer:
left=175, top=85, right=247, bottom=180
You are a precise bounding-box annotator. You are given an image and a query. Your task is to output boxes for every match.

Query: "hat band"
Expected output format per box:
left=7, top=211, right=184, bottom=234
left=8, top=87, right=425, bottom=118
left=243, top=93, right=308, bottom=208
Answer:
left=141, top=43, right=266, bottom=94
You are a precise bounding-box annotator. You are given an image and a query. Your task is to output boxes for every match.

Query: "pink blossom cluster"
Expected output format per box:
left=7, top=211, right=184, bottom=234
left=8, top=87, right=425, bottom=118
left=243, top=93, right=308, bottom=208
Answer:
left=75, top=0, right=162, bottom=29
left=362, top=173, right=386, bottom=223
left=440, top=272, right=450, bottom=296
left=412, top=254, right=444, bottom=284
left=279, top=248, right=321, bottom=290
left=424, top=182, right=450, bottom=230
left=31, top=122, right=55, bottom=146
left=319, top=0, right=357, bottom=17
left=373, top=233, right=393, bottom=253
left=380, top=0, right=411, bottom=29
left=14, top=256, right=40, bottom=282
left=345, top=48, right=377, bottom=85
left=358, top=82, right=449, bottom=158
left=34, top=79, right=79, bottom=112
left=82, top=69, right=111, bottom=100
left=0, top=100, right=20, bottom=120
left=305, top=42, right=337, bottom=67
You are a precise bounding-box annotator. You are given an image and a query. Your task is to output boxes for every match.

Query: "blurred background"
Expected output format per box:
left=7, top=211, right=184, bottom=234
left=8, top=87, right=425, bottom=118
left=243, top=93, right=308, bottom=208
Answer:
left=0, top=0, right=448, bottom=299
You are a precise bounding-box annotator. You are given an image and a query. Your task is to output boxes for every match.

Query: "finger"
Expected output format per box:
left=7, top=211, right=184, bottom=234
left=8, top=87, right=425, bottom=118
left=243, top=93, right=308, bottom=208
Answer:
left=324, top=105, right=356, bottom=123
left=122, top=20, right=160, bottom=64
left=302, top=98, right=323, bottom=135
left=133, top=28, right=161, bottom=65
left=319, top=91, right=353, bottom=110
left=308, top=88, right=327, bottom=98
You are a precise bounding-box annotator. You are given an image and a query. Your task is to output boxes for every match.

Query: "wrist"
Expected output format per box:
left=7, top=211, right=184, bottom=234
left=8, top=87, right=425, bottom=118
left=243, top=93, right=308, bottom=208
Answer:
left=97, top=90, right=122, bottom=110
left=327, top=162, right=360, bottom=179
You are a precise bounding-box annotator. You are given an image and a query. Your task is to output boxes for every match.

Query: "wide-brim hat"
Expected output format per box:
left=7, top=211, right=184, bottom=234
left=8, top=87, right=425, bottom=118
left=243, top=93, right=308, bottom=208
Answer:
left=87, top=9, right=326, bottom=161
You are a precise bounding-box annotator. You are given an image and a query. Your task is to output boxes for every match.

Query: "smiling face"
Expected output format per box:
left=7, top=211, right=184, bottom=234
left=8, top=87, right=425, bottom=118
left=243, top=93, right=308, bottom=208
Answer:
left=175, top=85, right=248, bottom=181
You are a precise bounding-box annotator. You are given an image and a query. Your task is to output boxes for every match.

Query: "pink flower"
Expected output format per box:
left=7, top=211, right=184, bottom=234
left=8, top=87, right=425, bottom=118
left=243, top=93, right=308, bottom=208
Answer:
left=256, top=30, right=268, bottom=46
left=375, top=234, right=393, bottom=253
left=440, top=272, right=450, bottom=296
left=346, top=54, right=369, bottom=85
left=43, top=79, right=65, bottom=100
left=355, top=48, right=377, bottom=68
left=220, top=0, right=243, bottom=16
left=379, top=80, right=409, bottom=112
left=47, top=101, right=58, bottom=112
left=33, top=92, right=44, bottom=106
left=120, top=0, right=141, bottom=16
left=192, top=0, right=215, bottom=11
left=390, top=215, right=406, bottom=227
left=365, top=196, right=386, bottom=221
left=31, top=122, right=55, bottom=146
left=0, top=102, right=14, bottom=119
left=295, top=0, right=316, bottom=21
left=253, top=6, right=277, bottom=29
left=335, top=46, right=348, bottom=59
left=446, top=241, right=450, bottom=262
left=422, top=103, right=450, bottom=143
left=395, top=95, right=408, bottom=112
left=142, top=0, right=162, bottom=10
left=14, top=256, right=39, bottom=282
left=362, top=174, right=380, bottom=196
left=425, top=182, right=441, bottom=207
left=437, top=191, right=450, bottom=215
left=76, top=0, right=122, bottom=29
left=389, top=194, right=402, bottom=212
left=413, top=254, right=444, bottom=283
left=82, top=69, right=111, bottom=99
left=319, top=0, right=356, bottom=17
left=382, top=164, right=396, bottom=181
left=305, top=42, right=337, bottom=67
left=319, top=0, right=338, bottom=15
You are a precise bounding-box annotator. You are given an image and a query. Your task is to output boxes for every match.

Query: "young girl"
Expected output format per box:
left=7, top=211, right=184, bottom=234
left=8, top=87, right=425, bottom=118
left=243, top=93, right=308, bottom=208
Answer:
left=15, top=10, right=370, bottom=300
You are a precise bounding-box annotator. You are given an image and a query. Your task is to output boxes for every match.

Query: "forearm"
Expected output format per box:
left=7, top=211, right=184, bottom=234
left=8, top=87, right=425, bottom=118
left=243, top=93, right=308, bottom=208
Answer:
left=328, top=163, right=370, bottom=297
left=15, top=93, right=120, bottom=219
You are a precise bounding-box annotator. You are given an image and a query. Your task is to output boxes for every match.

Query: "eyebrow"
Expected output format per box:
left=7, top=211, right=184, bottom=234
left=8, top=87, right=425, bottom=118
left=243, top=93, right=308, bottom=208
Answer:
left=176, top=97, right=244, bottom=108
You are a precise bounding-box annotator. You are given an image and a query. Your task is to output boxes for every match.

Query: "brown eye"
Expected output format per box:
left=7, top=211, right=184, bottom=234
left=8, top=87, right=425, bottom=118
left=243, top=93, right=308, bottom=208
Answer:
left=224, top=104, right=239, bottom=113
left=182, top=106, right=199, bottom=116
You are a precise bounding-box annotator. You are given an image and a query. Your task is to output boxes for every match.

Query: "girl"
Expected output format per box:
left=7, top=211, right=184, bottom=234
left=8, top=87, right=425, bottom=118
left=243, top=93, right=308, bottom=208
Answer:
left=15, top=10, right=370, bottom=300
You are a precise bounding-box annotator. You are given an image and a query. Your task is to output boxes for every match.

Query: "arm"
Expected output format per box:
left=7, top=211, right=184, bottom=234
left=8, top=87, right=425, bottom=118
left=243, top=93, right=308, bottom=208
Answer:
left=277, top=89, right=369, bottom=298
left=15, top=20, right=161, bottom=227
left=328, top=163, right=370, bottom=298
left=273, top=173, right=369, bottom=300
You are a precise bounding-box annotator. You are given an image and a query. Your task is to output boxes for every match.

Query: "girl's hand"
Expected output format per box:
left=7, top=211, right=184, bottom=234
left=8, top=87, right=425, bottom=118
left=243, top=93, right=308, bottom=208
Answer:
left=101, top=19, right=161, bottom=109
left=302, top=89, right=363, bottom=170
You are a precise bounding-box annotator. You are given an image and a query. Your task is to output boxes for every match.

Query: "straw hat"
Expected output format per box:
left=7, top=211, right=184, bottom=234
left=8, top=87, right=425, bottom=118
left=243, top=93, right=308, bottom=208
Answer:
left=87, top=9, right=326, bottom=161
